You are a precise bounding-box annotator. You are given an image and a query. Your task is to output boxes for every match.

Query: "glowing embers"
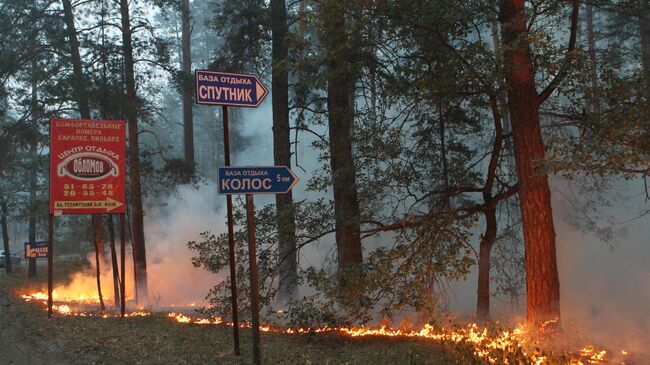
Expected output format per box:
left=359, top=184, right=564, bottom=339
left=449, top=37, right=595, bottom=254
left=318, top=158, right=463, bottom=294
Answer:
left=168, top=312, right=223, bottom=325
left=579, top=345, right=608, bottom=364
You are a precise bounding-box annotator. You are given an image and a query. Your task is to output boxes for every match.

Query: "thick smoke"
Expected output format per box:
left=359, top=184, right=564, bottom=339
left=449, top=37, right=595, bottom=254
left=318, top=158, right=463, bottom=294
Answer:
left=554, top=179, right=650, bottom=356
left=448, top=177, right=650, bottom=356
left=54, top=94, right=650, bottom=356
left=143, top=183, right=225, bottom=307
left=51, top=184, right=224, bottom=308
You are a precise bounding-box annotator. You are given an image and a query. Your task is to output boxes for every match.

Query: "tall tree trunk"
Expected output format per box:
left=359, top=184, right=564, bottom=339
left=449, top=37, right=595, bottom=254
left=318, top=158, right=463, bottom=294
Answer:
left=27, top=142, right=37, bottom=278
left=321, top=0, right=363, bottom=271
left=120, top=0, right=148, bottom=301
left=92, top=215, right=105, bottom=264
left=271, top=0, right=297, bottom=302
left=61, top=0, right=90, bottom=118
left=28, top=61, right=38, bottom=278
left=100, top=0, right=110, bottom=119
left=107, top=215, right=121, bottom=307
left=476, top=206, right=497, bottom=320
left=93, top=234, right=106, bottom=312
left=500, top=0, right=561, bottom=326
left=476, top=96, right=506, bottom=320
left=98, top=3, right=120, bottom=307
left=92, top=218, right=106, bottom=267
left=1, top=199, right=11, bottom=274
left=62, top=0, right=106, bottom=300
left=181, top=0, right=194, bottom=171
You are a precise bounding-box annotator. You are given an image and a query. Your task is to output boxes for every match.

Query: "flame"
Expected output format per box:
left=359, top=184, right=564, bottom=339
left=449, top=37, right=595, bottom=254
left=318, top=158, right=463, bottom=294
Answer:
left=21, top=290, right=626, bottom=364
left=168, top=312, right=222, bottom=325
left=124, top=311, right=151, bottom=317
left=165, top=314, right=626, bottom=365
left=22, top=292, right=49, bottom=301
left=53, top=304, right=71, bottom=315
left=579, top=345, right=608, bottom=363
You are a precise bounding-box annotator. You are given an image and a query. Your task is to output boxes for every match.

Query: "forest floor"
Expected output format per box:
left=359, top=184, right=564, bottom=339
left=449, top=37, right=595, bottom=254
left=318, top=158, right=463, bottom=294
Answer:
left=0, top=263, right=480, bottom=365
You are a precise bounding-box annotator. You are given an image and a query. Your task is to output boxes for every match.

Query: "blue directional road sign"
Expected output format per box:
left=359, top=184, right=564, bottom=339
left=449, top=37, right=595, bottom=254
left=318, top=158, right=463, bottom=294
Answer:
left=24, top=241, right=48, bottom=259
left=218, top=166, right=299, bottom=195
left=195, top=70, right=269, bottom=107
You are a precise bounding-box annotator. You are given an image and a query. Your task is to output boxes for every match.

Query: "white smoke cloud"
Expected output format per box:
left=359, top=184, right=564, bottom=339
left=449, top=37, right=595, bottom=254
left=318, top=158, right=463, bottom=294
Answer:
left=143, top=183, right=225, bottom=307
left=554, top=178, right=650, bottom=356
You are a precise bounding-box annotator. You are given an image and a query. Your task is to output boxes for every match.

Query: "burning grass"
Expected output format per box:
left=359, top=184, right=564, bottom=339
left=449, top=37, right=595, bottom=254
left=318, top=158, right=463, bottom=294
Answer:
left=17, top=288, right=635, bottom=365
left=2, top=264, right=636, bottom=365
left=3, top=293, right=462, bottom=364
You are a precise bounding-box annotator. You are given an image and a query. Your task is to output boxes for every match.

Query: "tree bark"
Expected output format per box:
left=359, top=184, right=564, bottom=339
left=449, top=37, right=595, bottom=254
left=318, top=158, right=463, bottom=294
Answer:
left=28, top=61, right=38, bottom=278
left=62, top=0, right=107, bottom=298
left=1, top=199, right=11, bottom=274
left=120, top=0, right=148, bottom=301
left=500, top=0, right=561, bottom=326
left=321, top=0, right=363, bottom=271
left=61, top=0, right=90, bottom=118
left=107, top=215, right=121, bottom=307
left=476, top=206, right=497, bottom=320
left=93, top=231, right=106, bottom=312
left=271, top=0, right=298, bottom=302
left=476, top=95, right=506, bottom=320
left=98, top=4, right=120, bottom=308
left=27, top=146, right=37, bottom=278
left=92, top=216, right=105, bottom=261
left=91, top=215, right=105, bottom=304
left=181, top=0, right=195, bottom=171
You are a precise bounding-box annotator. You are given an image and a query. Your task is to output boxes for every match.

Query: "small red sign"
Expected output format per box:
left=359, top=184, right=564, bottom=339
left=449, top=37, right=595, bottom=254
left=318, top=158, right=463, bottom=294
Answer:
left=50, top=118, right=126, bottom=214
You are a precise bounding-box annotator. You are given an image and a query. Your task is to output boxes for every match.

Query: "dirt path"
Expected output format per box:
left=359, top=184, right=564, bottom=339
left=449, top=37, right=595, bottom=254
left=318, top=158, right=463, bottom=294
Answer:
left=0, top=281, right=102, bottom=365
left=0, top=289, right=48, bottom=364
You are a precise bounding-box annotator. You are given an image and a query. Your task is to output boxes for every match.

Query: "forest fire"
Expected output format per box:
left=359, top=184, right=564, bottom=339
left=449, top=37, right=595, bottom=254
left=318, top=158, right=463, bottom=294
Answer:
left=22, top=291, right=103, bottom=304
left=166, top=315, right=632, bottom=364
left=2, top=0, right=648, bottom=363
left=19, top=289, right=628, bottom=365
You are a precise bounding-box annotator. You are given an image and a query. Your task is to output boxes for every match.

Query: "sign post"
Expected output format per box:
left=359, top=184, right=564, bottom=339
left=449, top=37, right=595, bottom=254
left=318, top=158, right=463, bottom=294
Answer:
left=49, top=118, right=127, bottom=317
left=195, top=69, right=269, bottom=357
left=218, top=165, right=299, bottom=365
left=222, top=105, right=240, bottom=355
left=245, top=194, right=261, bottom=365
left=120, top=213, right=126, bottom=317
left=47, top=214, right=53, bottom=318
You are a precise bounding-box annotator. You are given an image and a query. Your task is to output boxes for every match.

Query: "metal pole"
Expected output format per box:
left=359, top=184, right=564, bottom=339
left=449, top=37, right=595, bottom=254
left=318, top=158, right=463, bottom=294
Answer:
left=47, top=213, right=53, bottom=318
left=246, top=194, right=261, bottom=365
left=223, top=105, right=240, bottom=355
left=120, top=213, right=126, bottom=317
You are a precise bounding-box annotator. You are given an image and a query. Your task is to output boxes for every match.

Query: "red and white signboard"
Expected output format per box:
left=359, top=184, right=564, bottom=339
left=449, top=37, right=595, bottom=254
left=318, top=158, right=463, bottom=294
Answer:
left=50, top=118, right=126, bottom=214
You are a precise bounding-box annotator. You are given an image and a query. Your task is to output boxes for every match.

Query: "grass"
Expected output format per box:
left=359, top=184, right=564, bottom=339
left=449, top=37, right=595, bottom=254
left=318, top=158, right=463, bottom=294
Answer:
left=1, top=263, right=485, bottom=365
left=3, top=260, right=614, bottom=365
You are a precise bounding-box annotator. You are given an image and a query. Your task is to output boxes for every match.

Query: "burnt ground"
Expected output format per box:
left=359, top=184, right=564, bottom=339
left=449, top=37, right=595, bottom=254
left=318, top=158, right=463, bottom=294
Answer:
left=0, top=267, right=478, bottom=365
left=2, top=264, right=637, bottom=365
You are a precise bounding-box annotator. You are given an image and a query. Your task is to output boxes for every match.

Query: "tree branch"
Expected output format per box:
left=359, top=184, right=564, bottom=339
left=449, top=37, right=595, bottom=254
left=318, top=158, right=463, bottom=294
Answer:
left=537, top=0, right=580, bottom=103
